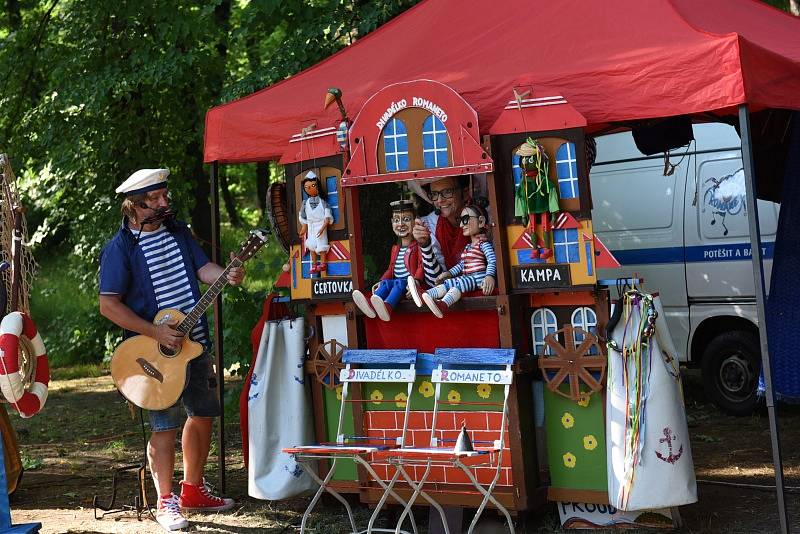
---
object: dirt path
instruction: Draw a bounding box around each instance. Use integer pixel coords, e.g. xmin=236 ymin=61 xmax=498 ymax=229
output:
xmin=5 ymin=372 xmax=800 ymax=533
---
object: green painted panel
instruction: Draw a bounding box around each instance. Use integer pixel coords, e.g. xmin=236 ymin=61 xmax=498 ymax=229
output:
xmin=362 ymin=379 xmax=504 ymax=413
xmin=322 ymin=386 xmax=358 ymax=481
xmin=544 ymin=386 xmax=607 ymax=492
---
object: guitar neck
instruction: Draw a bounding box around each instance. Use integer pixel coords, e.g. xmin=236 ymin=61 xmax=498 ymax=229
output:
xmin=177 ymin=258 xmax=242 ymax=335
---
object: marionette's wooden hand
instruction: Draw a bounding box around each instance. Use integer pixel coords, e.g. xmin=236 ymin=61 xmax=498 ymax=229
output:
xmin=436 ymin=272 xmax=451 ymax=283
xmin=299 ymin=223 xmax=308 ymax=237
xmin=482 ymin=275 xmax=495 ymax=295
xmin=412 ymin=218 xmax=431 ymax=246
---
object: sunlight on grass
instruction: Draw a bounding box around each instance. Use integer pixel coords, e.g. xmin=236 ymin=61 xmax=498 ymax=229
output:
xmin=51 ymin=363 xmax=108 ymax=381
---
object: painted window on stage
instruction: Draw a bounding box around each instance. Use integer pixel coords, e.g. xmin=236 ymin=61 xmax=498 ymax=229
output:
xmin=325 ymin=175 xmax=340 ymax=224
xmin=512 ymin=152 xmax=523 ymax=187
xmin=422 ymin=115 xmax=449 ymax=168
xmin=571 ymin=307 xmax=598 ymax=354
xmin=532 ymin=308 xmax=558 ymax=356
xmin=554 ymin=228 xmax=580 ymax=263
xmin=383 ymin=118 xmax=409 ymax=172
xmin=556 ymin=142 xmax=579 ymax=199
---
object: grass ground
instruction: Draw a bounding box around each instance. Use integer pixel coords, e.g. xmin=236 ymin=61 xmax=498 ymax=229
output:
xmin=3 ymin=368 xmax=800 ymax=533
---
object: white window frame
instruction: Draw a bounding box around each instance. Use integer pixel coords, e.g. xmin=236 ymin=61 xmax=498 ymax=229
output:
xmin=531 ymin=308 xmax=558 ymax=356
xmin=384 ymin=118 xmax=409 ymax=171
xmin=422 ymin=115 xmax=448 ymax=168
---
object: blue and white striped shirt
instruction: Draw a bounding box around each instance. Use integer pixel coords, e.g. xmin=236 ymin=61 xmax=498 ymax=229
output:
xmin=393 ymin=246 xmax=411 ymax=279
xmin=137 ymin=227 xmax=209 ymax=347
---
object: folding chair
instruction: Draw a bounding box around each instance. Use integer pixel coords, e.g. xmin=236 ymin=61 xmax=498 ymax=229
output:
xmin=379 ymin=348 xmax=516 ymax=534
xmin=283 ymin=349 xmax=419 ymax=534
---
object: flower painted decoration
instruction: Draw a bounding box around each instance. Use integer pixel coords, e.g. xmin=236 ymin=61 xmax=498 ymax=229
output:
xmin=447 ymin=389 xmax=461 ymax=404
xmin=477 ymin=383 xmax=492 ymax=399
xmin=370 ymin=389 xmax=384 ymax=405
xmin=577 ymin=393 xmax=590 ymax=408
xmin=583 ymin=435 xmax=598 ymax=451
xmin=563 ymin=452 xmax=577 ymax=469
xmin=419 ymin=381 xmax=435 ymax=398
xmin=561 ymin=412 xmax=575 ymax=429
xmin=394 ymin=392 xmax=408 ymax=408
xmin=335 ymin=384 xmax=343 ymax=401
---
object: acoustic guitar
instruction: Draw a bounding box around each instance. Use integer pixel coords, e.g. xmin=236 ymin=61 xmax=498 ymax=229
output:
xmin=111 ymin=229 xmax=269 ymax=410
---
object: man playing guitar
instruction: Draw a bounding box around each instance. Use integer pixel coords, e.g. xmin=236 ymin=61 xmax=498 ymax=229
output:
xmin=99 ymin=168 xmax=244 ymax=531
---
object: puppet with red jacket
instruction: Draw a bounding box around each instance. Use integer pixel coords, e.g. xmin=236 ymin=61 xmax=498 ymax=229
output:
xmin=351 ymin=199 xmax=424 ymax=321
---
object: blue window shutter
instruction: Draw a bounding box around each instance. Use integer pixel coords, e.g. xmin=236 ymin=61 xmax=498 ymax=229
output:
xmin=422 ymin=115 xmax=449 ymax=168
xmin=384 ymin=119 xmax=409 ymax=171
xmin=326 ymin=175 xmax=339 ymax=224
xmin=556 ymin=142 xmax=579 ymax=199
xmin=512 ymin=153 xmax=522 ymax=187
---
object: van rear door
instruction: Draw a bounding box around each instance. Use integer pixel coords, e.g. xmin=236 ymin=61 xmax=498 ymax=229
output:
xmin=591 ymin=133 xmax=689 ymax=359
xmin=686 ymin=123 xmax=778 ymax=302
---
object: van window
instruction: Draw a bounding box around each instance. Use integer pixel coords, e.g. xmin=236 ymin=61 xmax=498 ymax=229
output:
xmin=590 ymin=162 xmax=676 ymax=231
xmin=697 ymin=159 xmax=778 ymax=239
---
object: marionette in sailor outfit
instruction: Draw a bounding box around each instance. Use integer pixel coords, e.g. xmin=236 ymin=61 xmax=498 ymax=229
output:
xmin=410 ymin=199 xmax=496 ymax=318
xmin=298 ymin=171 xmax=333 ymax=274
xmin=351 ymin=199 xmax=424 ymax=322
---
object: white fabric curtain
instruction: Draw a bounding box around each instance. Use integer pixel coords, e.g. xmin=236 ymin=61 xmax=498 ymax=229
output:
xmin=248 ymin=317 xmax=316 ymax=500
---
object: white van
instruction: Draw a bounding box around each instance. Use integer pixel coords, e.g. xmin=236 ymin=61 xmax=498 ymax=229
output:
xmin=590 ymin=123 xmax=779 ymax=415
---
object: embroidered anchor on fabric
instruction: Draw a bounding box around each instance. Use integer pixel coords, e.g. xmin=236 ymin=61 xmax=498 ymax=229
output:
xmin=655 ymin=426 xmax=684 ymax=464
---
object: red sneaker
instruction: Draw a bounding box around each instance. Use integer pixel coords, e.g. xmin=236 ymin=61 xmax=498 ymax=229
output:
xmin=179 ymin=479 xmax=235 ymax=512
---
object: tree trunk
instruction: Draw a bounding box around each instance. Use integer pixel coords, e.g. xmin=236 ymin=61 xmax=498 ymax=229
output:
xmin=256 ymin=162 xmax=269 ymax=218
xmin=5 ymin=0 xmax=21 ymax=30
xmin=220 ymin=169 xmax=240 ymax=226
xmin=188 ymin=139 xmax=213 ymax=258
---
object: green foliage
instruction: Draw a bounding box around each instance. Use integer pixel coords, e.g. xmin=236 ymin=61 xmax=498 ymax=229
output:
xmin=1 ymin=0 xmax=419 ymax=370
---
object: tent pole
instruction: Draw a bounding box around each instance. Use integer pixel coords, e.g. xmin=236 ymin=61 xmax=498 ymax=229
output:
xmin=210 ymin=160 xmax=226 ymax=493
xmin=738 ymin=104 xmax=788 ymax=534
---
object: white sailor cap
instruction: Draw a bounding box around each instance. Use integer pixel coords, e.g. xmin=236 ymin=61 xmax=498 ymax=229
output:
xmin=115 ymin=168 xmax=170 ymax=196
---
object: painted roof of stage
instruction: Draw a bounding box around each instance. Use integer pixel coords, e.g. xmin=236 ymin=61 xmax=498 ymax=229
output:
xmin=204 ymin=0 xmax=800 ymax=164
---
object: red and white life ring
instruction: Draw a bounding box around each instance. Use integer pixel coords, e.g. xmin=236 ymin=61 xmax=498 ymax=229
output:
xmin=0 ymin=312 xmax=49 ymax=418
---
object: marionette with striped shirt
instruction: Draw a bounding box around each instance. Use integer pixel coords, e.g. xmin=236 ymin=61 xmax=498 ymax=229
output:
xmin=412 ymin=200 xmax=496 ymax=318
xmin=351 ymin=199 xmax=424 ymax=322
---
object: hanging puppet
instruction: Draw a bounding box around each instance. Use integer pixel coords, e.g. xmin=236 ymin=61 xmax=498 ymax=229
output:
xmin=515 ymin=138 xmax=559 ymax=259
xmin=351 ymin=199 xmax=424 ymax=321
xmin=298 ymin=170 xmax=333 ymax=274
xmin=409 ymin=198 xmax=496 ymax=318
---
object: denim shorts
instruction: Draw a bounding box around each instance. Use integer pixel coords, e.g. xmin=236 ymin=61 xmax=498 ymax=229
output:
xmin=148 ymin=353 xmax=221 ymax=432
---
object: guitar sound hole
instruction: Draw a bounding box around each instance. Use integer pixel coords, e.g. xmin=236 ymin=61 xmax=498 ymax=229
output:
xmin=160 ymin=345 xmax=177 ymax=357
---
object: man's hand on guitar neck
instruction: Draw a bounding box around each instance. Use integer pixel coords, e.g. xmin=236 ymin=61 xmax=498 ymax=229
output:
xmin=152 ymin=320 xmax=185 ymax=351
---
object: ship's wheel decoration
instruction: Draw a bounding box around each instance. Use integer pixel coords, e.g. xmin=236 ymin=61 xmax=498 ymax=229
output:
xmin=311 ymin=338 xmax=346 ymax=388
xmin=538 ymin=325 xmax=606 ymax=401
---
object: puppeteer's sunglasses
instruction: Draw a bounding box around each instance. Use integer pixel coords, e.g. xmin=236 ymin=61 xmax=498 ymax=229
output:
xmin=429 ymin=187 xmax=456 ymax=201
xmin=459 ymin=214 xmax=479 ymax=226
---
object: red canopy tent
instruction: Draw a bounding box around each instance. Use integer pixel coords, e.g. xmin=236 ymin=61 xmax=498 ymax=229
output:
xmin=204 ymin=0 xmax=800 ymax=164
xmin=203 ymin=2 xmax=800 ymax=530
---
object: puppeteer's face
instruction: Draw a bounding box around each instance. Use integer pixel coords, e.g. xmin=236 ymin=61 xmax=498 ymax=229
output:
xmin=303 ymin=180 xmax=319 ymax=197
xmin=133 ymin=188 xmax=170 ymax=225
xmin=459 ymin=207 xmax=483 ymax=237
xmin=391 ymin=210 xmax=414 ymax=238
xmin=429 ymin=177 xmax=464 ymax=219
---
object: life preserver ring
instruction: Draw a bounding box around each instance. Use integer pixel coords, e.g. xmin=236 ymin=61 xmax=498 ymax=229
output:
xmin=0 ymin=312 xmax=49 ymax=418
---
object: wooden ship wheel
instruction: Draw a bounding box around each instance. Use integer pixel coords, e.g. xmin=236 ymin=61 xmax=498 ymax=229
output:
xmin=309 ymin=338 xmax=346 ymax=388
xmin=538 ymin=325 xmax=606 ymax=401
xmin=267 ymin=181 xmax=291 ymax=253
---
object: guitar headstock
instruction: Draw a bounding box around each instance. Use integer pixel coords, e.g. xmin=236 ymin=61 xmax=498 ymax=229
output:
xmin=234 ymin=228 xmax=270 ymax=263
